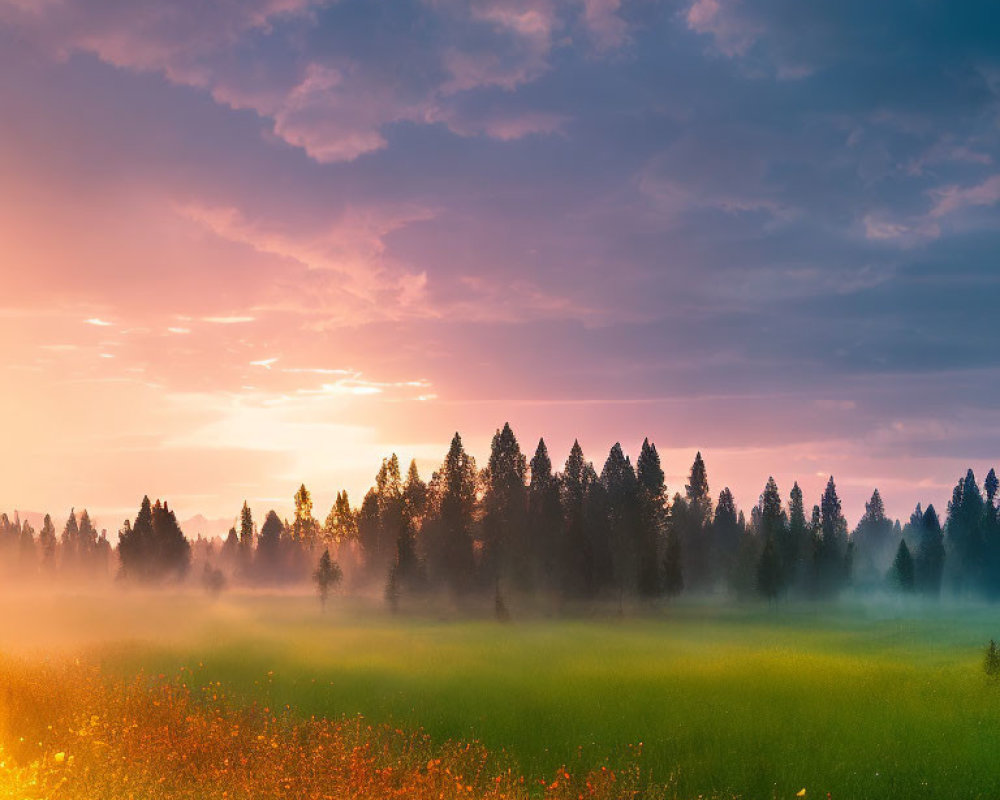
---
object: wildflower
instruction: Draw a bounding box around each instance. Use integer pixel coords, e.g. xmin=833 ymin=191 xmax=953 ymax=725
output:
xmin=797 ymin=790 xmax=807 ymax=797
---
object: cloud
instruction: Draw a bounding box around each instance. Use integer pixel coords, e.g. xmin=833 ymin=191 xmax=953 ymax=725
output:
xmin=579 ymin=0 xmax=628 ymax=51
xmin=862 ymin=214 xmax=940 ymax=245
xmin=685 ymin=0 xmax=760 ymax=59
xmin=176 ymin=201 xmax=434 ymax=314
xmin=928 ymin=174 xmax=1000 ymax=218
xmin=1 ymin=0 xmax=612 ymax=163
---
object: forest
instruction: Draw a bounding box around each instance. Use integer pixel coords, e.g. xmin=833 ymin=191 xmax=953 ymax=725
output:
xmin=2 ymin=423 xmax=996 ymax=611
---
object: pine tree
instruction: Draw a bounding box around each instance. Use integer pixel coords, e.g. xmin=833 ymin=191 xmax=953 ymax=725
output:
xmin=375 ymin=455 xmax=405 ymax=580
xmin=560 ymin=440 xmax=594 ymax=598
xmin=986 ymin=468 xmax=999 ymax=507
xmin=357 ymin=489 xmax=382 ymax=576
xmin=758 ymin=478 xmax=790 ymax=593
xmin=426 ymin=433 xmax=478 ymax=594
xmin=292 ymin=484 xmax=320 ymax=552
xmin=712 ymin=487 xmax=741 ymax=580
xmin=681 ymin=452 xmax=714 ymax=589
xmin=635 ymin=439 xmax=666 ymax=598
xmin=313 ymin=548 xmax=342 ymax=611
xmin=946 ymin=470 xmax=986 ymax=593
xmin=482 ymin=423 xmax=529 ymax=602
xmin=890 ymin=539 xmax=915 ymax=593
xmin=915 ymin=504 xmax=945 ymax=596
xmin=528 ymin=438 xmax=563 ymax=590
xmin=255 ymin=510 xmax=285 ymax=581
xmin=61 ymin=509 xmax=79 ymax=572
xmin=785 ymin=482 xmax=808 ymax=590
xmin=853 ymin=488 xmax=896 ymax=586
xmin=814 ymin=477 xmax=850 ymax=596
xmin=39 ymin=514 xmax=57 ymax=573
xmin=601 ymin=443 xmax=639 ymax=606
xmin=77 ymin=510 xmax=98 ymax=572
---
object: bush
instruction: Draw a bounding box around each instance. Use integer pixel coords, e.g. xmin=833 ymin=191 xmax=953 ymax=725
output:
xmin=985 ymin=639 xmax=1000 ymax=677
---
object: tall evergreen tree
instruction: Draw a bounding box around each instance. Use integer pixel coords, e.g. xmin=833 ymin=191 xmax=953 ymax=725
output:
xmin=77 ymin=510 xmax=98 ymax=572
xmin=559 ymin=440 xmax=594 ymax=598
xmin=426 ymin=433 xmax=478 ymax=594
xmin=375 ymin=456 xmax=405 ymax=578
xmin=313 ymin=549 xmax=342 ymax=611
xmin=915 ymin=504 xmax=945 ymax=596
xmin=292 ymin=484 xmax=320 ymax=551
xmin=636 ymin=439 xmax=666 ymax=598
xmin=662 ymin=496 xmax=684 ymax=598
xmin=712 ymin=487 xmax=741 ymax=581
xmin=357 ymin=488 xmax=382 ymax=577
xmin=601 ymin=443 xmax=639 ymax=605
xmin=118 ymin=497 xmax=190 ymax=582
xmin=946 ymin=469 xmax=986 ymax=593
xmin=853 ymin=488 xmax=896 ymax=585
xmin=61 ymin=509 xmax=79 ymax=572
xmin=482 ymin=424 xmax=529 ymax=601
xmin=391 ymin=460 xmax=427 ymax=597
xmin=785 ymin=482 xmax=808 ymax=590
xmin=681 ymin=452 xmax=714 ymax=589
xmin=255 ymin=510 xmax=285 ymax=580
xmin=890 ymin=539 xmax=915 ymax=593
xmin=39 ymin=513 xmax=57 ymax=573
xmin=814 ymin=477 xmax=850 ymax=596
xmin=527 ymin=439 xmax=563 ymax=590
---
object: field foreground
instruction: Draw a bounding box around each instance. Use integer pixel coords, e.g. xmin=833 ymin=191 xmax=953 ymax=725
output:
xmin=1 ymin=591 xmax=1000 ymax=798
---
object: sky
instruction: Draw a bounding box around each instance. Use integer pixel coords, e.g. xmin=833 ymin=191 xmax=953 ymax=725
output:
xmin=1 ymin=0 xmax=999 ymax=535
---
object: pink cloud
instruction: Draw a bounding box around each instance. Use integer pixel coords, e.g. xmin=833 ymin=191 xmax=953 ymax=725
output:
xmin=928 ymin=173 xmax=1000 ymax=218
xmin=579 ymin=0 xmax=628 ymax=51
xmin=685 ymin=0 xmax=761 ymax=58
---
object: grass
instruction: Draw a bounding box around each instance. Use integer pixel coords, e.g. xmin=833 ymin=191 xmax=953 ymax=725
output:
xmin=3 ymin=591 xmax=1000 ymax=798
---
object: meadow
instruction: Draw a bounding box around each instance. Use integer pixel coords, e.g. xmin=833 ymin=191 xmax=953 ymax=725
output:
xmin=2 ymin=590 xmax=1000 ymax=798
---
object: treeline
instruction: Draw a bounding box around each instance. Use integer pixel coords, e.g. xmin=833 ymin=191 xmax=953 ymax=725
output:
xmin=4 ymin=425 xmax=999 ymax=610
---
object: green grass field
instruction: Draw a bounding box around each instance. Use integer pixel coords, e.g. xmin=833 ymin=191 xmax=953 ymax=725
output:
xmin=6 ymin=591 xmax=1000 ymax=798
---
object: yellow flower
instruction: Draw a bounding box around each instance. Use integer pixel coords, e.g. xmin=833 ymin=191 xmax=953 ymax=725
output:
xmin=53 ymin=752 xmax=66 ymax=764
xmin=796 ymin=789 xmax=807 ymax=797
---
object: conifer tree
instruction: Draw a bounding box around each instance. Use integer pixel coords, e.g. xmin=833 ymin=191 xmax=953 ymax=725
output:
xmin=853 ymin=488 xmax=896 ymax=584
xmin=601 ymin=443 xmax=640 ymax=606
xmin=915 ymin=504 xmax=945 ymax=596
xmin=527 ymin=439 xmax=563 ymax=589
xmin=39 ymin=514 xmax=57 ymax=572
xmin=946 ymin=470 xmax=985 ymax=593
xmin=391 ymin=461 xmax=428 ymax=598
xmin=61 ymin=509 xmax=79 ymax=572
xmin=757 ymin=478 xmax=790 ymax=593
xmin=426 ymin=433 xmax=478 ymax=594
xmin=255 ymin=510 xmax=285 ymax=580
xmin=559 ymin=440 xmax=594 ymax=598
xmin=681 ymin=452 xmax=714 ymax=589
xmin=814 ymin=477 xmax=850 ymax=596
xmin=482 ymin=423 xmax=529 ymax=601
xmin=636 ymin=439 xmax=666 ymax=598
xmin=313 ymin=548 xmax=342 ymax=611
xmin=712 ymin=487 xmax=741 ymax=580
xmin=292 ymin=484 xmax=320 ymax=552
xmin=357 ymin=489 xmax=382 ymax=576
xmin=890 ymin=539 xmax=915 ymax=593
